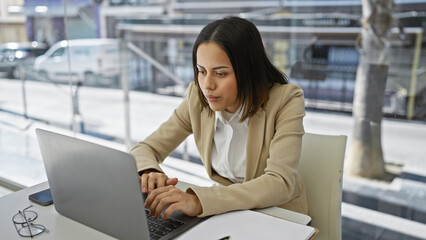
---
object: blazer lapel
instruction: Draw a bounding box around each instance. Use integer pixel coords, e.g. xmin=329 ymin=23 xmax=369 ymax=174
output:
xmin=200 ymin=108 xmax=215 ymax=177
xmin=245 ymin=109 xmax=266 ymax=180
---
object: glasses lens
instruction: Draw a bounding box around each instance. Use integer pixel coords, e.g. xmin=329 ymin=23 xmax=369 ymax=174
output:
xmin=13 ymin=211 xmax=37 ymax=224
xmin=18 ymin=224 xmax=45 ymax=237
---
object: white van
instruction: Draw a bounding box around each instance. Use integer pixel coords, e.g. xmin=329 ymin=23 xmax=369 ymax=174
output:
xmin=33 ymin=38 xmax=120 ymax=86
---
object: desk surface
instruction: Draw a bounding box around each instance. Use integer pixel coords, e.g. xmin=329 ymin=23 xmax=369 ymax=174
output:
xmin=0 ymin=181 xmax=314 ymax=239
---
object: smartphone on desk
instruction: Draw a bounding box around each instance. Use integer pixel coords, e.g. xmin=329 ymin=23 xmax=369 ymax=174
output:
xmin=29 ymin=188 xmax=53 ymax=206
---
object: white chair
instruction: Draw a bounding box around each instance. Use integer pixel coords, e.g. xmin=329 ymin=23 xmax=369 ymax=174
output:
xmin=298 ymin=133 xmax=347 ymax=240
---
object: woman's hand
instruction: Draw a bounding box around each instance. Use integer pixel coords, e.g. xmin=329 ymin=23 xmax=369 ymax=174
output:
xmin=145 ymin=185 xmax=202 ymax=219
xmin=140 ymin=170 xmax=178 ymax=194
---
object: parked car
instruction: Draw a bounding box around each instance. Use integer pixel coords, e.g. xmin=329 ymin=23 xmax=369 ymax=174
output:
xmin=0 ymin=41 xmax=48 ymax=79
xmin=33 ymin=39 xmax=120 ymax=86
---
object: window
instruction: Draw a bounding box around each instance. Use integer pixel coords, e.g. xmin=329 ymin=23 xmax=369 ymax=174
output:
xmin=0 ymin=1 xmax=425 ymax=239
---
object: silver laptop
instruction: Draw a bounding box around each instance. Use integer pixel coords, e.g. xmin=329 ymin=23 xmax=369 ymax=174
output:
xmin=35 ymin=128 xmax=206 ymax=240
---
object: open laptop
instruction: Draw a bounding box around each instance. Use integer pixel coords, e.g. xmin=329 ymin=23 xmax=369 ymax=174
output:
xmin=35 ymin=128 xmax=206 ymax=240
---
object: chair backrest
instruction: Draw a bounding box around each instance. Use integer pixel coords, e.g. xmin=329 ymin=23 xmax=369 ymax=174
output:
xmin=298 ymin=133 xmax=347 ymax=240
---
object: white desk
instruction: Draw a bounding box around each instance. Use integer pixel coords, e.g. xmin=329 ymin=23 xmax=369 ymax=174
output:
xmin=0 ymin=181 xmax=312 ymax=239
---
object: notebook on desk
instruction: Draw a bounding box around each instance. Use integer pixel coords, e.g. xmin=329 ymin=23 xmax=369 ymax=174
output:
xmin=35 ymin=128 xmax=206 ymax=240
xmin=178 ymin=210 xmax=317 ymax=240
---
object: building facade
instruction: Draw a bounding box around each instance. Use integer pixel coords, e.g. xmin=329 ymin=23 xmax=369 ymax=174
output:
xmin=0 ymin=0 xmax=27 ymax=43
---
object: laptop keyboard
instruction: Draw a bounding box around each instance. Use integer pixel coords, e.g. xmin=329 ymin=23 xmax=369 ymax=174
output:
xmin=145 ymin=209 xmax=185 ymax=240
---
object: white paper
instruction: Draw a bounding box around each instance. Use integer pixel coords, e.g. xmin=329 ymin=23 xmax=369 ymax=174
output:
xmin=177 ymin=210 xmax=315 ymax=240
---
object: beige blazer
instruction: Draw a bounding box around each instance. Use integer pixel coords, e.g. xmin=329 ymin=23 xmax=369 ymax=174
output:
xmin=131 ymin=82 xmax=308 ymax=217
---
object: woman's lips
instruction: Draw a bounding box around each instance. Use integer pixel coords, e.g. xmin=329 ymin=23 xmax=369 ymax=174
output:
xmin=206 ymin=95 xmax=219 ymax=102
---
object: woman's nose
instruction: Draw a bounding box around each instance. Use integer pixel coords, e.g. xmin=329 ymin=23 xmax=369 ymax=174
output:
xmin=203 ymin=74 xmax=215 ymax=90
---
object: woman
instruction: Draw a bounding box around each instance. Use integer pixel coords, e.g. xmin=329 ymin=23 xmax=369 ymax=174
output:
xmin=131 ymin=16 xmax=308 ymax=219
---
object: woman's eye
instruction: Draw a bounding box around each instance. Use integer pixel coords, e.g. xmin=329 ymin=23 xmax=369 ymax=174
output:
xmin=197 ymin=69 xmax=206 ymax=75
xmin=216 ymin=72 xmax=226 ymax=77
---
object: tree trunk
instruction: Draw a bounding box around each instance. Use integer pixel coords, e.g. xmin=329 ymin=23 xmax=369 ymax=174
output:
xmin=345 ymin=0 xmax=394 ymax=179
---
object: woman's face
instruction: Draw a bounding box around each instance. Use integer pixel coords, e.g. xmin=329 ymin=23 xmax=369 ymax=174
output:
xmin=196 ymin=42 xmax=240 ymax=113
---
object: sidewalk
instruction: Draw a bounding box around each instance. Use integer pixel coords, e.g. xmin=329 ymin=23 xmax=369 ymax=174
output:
xmin=1 ymin=78 xmax=426 ymax=239
xmin=1 ymin=78 xmax=424 ymax=167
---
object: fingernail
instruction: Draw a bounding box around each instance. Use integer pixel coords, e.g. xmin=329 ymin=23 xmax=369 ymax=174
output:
xmin=142 ymin=187 xmax=146 ymax=193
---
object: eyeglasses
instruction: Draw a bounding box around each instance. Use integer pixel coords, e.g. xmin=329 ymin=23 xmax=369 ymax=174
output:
xmin=12 ymin=205 xmax=49 ymax=238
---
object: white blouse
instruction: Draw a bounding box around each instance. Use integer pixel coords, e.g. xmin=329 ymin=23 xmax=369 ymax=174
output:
xmin=211 ymin=107 xmax=248 ymax=183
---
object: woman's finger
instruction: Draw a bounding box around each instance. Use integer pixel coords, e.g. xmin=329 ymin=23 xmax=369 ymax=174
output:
xmin=162 ymin=202 xmax=185 ymax=219
xmin=147 ymin=173 xmax=156 ymax=193
xmin=141 ymin=174 xmax=150 ymax=193
xmin=145 ymin=185 xmax=170 ymax=209
xmin=154 ymin=195 xmax=177 ymax=218
xmin=155 ymin=174 xmax=168 ymax=189
xmin=165 ymin=177 xmax=178 ymax=186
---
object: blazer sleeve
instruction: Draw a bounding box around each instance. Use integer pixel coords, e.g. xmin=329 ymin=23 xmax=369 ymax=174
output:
xmin=130 ymin=83 xmax=196 ymax=173
xmin=188 ymin=84 xmax=306 ymax=217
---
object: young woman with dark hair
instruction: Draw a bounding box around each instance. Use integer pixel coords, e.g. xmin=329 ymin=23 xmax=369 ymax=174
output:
xmin=131 ymin=16 xmax=308 ymax=219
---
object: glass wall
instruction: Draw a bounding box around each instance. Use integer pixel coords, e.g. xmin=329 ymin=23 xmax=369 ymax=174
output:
xmin=0 ymin=0 xmax=425 ymax=239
